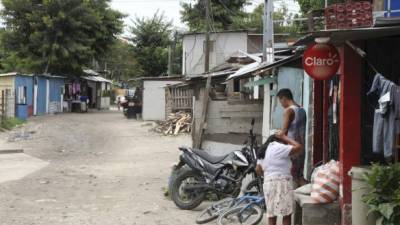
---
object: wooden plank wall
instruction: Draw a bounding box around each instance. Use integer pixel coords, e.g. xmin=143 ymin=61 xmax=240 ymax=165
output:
xmin=167 ymin=87 xmax=193 ymax=112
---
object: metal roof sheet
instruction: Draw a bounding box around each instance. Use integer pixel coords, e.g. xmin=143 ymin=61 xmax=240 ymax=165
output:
xmin=0 ymin=72 xmax=33 ymax=77
xmin=227 ymin=54 xmax=302 ymax=80
xmin=294 ymin=26 xmax=400 ymax=46
xmin=82 ymin=76 xmax=112 ymax=83
xmin=185 ymin=69 xmax=236 ymax=81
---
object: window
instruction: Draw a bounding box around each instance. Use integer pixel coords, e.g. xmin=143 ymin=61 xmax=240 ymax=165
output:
xmin=17 ymin=86 xmax=27 ymax=104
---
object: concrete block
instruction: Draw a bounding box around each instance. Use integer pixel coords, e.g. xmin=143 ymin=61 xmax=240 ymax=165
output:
xmin=295 ymin=193 xmax=341 ymax=225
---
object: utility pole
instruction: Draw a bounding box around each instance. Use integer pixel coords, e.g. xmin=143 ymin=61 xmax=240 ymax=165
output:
xmin=168 ymin=31 xmax=178 ymax=76
xmin=204 ymin=0 xmax=210 ymax=73
xmin=263 ymin=0 xmax=274 ymax=64
xmin=194 ymin=0 xmax=211 ymax=149
xmin=262 ymin=0 xmax=274 ymax=142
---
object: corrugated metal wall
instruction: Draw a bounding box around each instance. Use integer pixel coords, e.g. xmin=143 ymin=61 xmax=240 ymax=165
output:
xmin=36 ymin=76 xmax=47 ymax=115
xmin=15 ymin=75 xmax=34 ymax=117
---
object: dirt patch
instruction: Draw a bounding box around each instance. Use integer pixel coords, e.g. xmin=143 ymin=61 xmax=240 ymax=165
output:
xmin=0 ymin=111 xmax=211 ymax=225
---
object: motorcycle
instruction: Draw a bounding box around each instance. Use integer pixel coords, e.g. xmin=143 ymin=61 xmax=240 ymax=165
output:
xmin=170 ymin=119 xmax=261 ymax=210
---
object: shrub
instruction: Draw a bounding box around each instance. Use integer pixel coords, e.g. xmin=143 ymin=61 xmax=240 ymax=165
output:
xmin=362 ymin=163 xmax=400 ymax=225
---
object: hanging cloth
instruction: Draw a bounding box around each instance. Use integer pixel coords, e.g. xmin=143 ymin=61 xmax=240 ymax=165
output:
xmin=368 ymin=74 xmax=397 ymax=158
xmin=392 ymin=85 xmax=400 ymax=135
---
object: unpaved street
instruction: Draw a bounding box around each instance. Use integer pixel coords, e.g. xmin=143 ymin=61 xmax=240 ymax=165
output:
xmin=0 ymin=110 xmax=204 ymax=225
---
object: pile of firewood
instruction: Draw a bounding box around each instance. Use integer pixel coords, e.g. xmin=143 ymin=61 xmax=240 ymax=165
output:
xmin=153 ymin=112 xmax=192 ymax=135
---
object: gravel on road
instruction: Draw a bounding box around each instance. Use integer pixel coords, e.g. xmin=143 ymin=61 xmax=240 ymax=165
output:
xmin=0 ymin=110 xmax=206 ymax=225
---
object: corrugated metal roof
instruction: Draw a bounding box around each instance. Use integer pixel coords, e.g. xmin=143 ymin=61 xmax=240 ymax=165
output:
xmin=38 ymin=74 xmax=67 ymax=79
xmin=227 ymin=54 xmax=302 ymax=80
xmin=82 ymin=76 xmax=112 ymax=83
xmin=185 ymin=69 xmax=236 ymax=81
xmin=294 ymin=26 xmax=400 ymax=46
xmin=0 ymin=72 xmax=33 ymax=77
xmin=83 ymin=69 xmax=100 ymax=76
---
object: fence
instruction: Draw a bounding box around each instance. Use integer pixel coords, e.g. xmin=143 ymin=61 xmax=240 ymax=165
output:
xmin=0 ymin=87 xmax=14 ymax=124
xmin=169 ymin=87 xmax=193 ymax=111
xmin=165 ymin=86 xmax=193 ymax=117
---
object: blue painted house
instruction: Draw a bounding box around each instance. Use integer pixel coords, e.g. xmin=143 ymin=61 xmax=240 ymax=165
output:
xmin=34 ymin=75 xmax=66 ymax=115
xmin=0 ymin=73 xmax=34 ymax=120
xmin=0 ymin=72 xmax=65 ymax=120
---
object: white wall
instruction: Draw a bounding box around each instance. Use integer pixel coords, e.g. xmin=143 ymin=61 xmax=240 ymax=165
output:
xmin=183 ymin=32 xmax=248 ymax=76
xmin=142 ymin=80 xmax=181 ymax=121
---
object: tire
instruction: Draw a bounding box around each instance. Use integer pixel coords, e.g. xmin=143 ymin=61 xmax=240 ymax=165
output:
xmin=168 ymin=166 xmax=190 ymax=195
xmin=171 ymin=170 xmax=206 ymax=210
xmin=217 ymin=204 xmax=264 ymax=225
xmin=243 ymin=178 xmax=263 ymax=195
xmin=196 ymin=197 xmax=234 ymax=224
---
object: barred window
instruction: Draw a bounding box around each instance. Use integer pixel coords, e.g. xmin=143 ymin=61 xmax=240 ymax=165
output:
xmin=17 ymin=86 xmax=27 ymax=104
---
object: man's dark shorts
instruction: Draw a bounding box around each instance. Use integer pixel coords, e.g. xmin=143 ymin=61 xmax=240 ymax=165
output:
xmin=291 ymin=153 xmax=305 ymax=179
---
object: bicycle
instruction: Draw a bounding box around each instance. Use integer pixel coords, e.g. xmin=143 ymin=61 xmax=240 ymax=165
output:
xmin=216 ymin=195 xmax=264 ymax=225
xmin=196 ymin=186 xmax=264 ymax=224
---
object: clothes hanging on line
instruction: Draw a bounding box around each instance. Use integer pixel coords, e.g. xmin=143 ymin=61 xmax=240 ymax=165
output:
xmin=392 ymin=85 xmax=400 ymax=135
xmin=368 ymin=73 xmax=399 ymax=158
xmin=328 ymin=75 xmax=340 ymax=161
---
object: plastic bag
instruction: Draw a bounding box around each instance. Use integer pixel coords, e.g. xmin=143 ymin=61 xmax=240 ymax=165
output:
xmin=310 ymin=160 xmax=340 ymax=203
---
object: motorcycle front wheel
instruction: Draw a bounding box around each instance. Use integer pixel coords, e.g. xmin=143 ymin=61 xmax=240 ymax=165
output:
xmin=171 ymin=170 xmax=206 ymax=210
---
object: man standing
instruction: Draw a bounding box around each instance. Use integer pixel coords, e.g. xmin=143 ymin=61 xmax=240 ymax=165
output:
xmin=277 ymin=88 xmax=307 ymax=186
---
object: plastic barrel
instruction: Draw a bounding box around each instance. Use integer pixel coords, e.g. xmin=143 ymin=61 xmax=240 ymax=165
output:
xmin=348 ymin=167 xmax=377 ymax=225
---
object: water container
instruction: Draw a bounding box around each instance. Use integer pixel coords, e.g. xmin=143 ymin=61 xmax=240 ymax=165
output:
xmin=348 ymin=167 xmax=377 ymax=225
xmin=16 ymin=104 xmax=28 ymax=120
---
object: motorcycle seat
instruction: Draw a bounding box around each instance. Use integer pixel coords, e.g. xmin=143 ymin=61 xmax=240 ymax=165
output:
xmin=192 ymin=149 xmax=228 ymax=164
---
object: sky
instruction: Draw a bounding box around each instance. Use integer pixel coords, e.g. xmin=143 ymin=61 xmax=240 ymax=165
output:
xmin=110 ymin=0 xmax=300 ymax=35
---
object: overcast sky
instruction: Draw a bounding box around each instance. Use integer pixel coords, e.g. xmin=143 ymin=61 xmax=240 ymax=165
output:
xmin=110 ymin=0 xmax=300 ymax=35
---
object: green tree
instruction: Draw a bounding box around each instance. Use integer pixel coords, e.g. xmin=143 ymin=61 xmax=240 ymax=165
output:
xmin=0 ymin=0 xmax=124 ymax=75
xmin=180 ymin=0 xmax=248 ymax=31
xmin=232 ymin=3 xmax=301 ymax=38
xmin=98 ymin=39 xmax=139 ymax=81
xmin=130 ymin=12 xmax=172 ymax=77
xmin=296 ymin=0 xmax=343 ymax=14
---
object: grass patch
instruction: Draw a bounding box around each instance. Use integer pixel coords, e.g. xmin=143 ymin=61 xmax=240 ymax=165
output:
xmin=0 ymin=118 xmax=25 ymax=131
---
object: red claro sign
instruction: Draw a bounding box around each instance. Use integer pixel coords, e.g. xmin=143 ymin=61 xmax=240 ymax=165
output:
xmin=303 ymin=42 xmax=340 ymax=80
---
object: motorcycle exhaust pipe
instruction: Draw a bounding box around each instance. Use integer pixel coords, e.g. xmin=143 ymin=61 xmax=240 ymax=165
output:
xmin=183 ymin=184 xmax=212 ymax=191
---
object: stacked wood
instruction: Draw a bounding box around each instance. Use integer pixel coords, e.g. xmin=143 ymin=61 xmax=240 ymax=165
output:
xmin=153 ymin=112 xmax=192 ymax=135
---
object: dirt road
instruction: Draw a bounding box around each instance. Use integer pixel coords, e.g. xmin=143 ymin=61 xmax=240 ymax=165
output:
xmin=0 ymin=110 xmax=205 ymax=225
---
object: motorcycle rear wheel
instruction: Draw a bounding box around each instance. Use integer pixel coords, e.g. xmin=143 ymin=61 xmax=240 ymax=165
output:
xmin=171 ymin=170 xmax=206 ymax=210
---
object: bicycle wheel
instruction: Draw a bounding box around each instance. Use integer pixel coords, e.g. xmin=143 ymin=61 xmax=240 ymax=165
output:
xmin=196 ymin=197 xmax=234 ymax=224
xmin=217 ymin=204 xmax=263 ymax=225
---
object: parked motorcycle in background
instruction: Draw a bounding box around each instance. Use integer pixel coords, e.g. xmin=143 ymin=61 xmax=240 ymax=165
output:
xmin=121 ymin=89 xmax=142 ymax=119
xmin=170 ymin=119 xmax=261 ymax=210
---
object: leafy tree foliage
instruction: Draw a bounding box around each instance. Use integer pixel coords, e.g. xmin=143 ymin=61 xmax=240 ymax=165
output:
xmin=232 ymin=3 xmax=301 ymax=38
xmin=296 ymin=0 xmax=343 ymax=14
xmin=0 ymin=0 xmax=124 ymax=75
xmin=130 ymin=12 xmax=172 ymax=77
xmin=181 ymin=0 xmax=248 ymax=31
xmin=97 ymin=39 xmax=139 ymax=81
